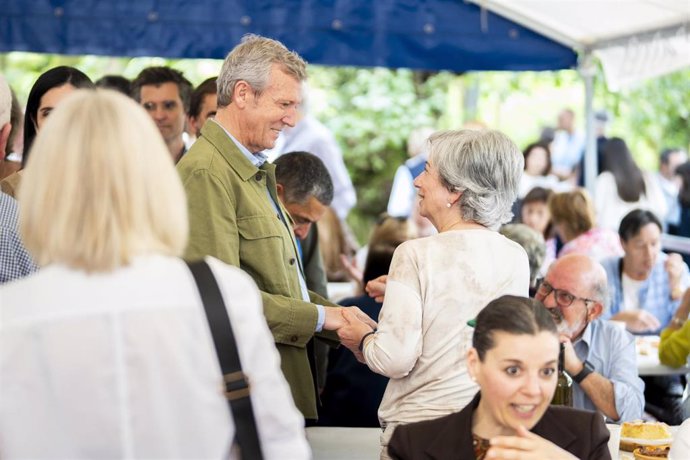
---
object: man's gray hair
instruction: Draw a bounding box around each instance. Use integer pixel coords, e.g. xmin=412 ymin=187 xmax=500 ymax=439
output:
xmin=274 ymin=151 xmax=334 ymax=205
xmin=591 ymin=271 xmax=611 ymax=312
xmin=0 ymin=74 xmax=11 ymax=127
xmin=429 ymin=129 xmax=523 ymax=230
xmin=217 ymin=34 xmax=307 ymax=107
xmin=499 ymin=223 xmax=545 ymax=286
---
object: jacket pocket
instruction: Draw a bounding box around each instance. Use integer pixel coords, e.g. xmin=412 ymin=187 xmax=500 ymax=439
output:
xmin=237 ymin=215 xmax=292 ymax=292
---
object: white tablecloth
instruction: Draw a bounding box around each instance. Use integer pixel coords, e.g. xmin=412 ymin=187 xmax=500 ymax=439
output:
xmin=636 ymin=335 xmax=690 ymax=376
xmin=307 ymin=425 xmax=636 ymax=459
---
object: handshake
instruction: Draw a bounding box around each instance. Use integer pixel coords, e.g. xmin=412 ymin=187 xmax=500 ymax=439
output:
xmin=322 ymin=274 xmax=387 ymax=363
xmin=323 ymin=305 xmax=378 ymax=363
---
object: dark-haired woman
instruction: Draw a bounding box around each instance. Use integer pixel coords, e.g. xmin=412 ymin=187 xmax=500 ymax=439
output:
xmin=520 ymin=187 xmax=557 ymax=276
xmin=0 ymin=66 xmax=93 ymax=197
xmin=518 ymin=142 xmax=562 ymax=198
xmin=594 ymin=137 xmax=665 ymax=231
xmin=388 ymin=296 xmax=611 ymax=460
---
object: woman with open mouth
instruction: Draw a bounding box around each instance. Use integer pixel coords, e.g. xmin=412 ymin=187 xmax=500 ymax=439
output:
xmin=387 ymin=295 xmax=611 ymax=460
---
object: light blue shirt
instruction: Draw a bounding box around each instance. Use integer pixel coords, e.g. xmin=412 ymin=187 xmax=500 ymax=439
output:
xmin=551 ymin=129 xmax=584 ymax=173
xmin=216 ymin=121 xmax=326 ymax=331
xmin=601 ymin=253 xmax=690 ymax=333
xmin=572 ymin=319 xmax=645 ymax=422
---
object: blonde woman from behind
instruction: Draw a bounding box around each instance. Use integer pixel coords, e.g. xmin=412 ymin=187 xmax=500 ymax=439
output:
xmin=0 ymin=90 xmax=308 ymax=459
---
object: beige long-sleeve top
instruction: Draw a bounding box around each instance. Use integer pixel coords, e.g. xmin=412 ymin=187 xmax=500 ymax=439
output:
xmin=363 ymin=229 xmax=530 ymax=426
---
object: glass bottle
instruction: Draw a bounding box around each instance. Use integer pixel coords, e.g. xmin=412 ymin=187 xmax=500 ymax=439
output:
xmin=551 ymin=343 xmax=573 ymax=407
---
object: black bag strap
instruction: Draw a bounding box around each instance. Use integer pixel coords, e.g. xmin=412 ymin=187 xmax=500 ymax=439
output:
xmin=186 ymin=260 xmax=264 ymax=460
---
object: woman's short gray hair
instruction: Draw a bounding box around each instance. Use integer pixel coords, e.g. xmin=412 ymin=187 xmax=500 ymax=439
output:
xmin=217 ymin=34 xmax=307 ymax=107
xmin=429 ymin=129 xmax=523 ymax=230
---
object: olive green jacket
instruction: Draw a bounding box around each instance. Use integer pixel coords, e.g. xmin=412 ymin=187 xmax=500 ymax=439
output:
xmin=177 ymin=121 xmax=337 ymax=419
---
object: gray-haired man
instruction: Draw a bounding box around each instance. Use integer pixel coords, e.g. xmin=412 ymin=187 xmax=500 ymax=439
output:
xmin=177 ymin=35 xmax=373 ymax=420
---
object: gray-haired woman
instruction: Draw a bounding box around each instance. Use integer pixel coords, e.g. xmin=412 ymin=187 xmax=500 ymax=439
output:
xmin=338 ymin=129 xmax=530 ymax=459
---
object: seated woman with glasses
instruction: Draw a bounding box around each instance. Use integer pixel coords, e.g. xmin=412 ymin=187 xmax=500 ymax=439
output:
xmin=388 ymin=296 xmax=611 ymax=460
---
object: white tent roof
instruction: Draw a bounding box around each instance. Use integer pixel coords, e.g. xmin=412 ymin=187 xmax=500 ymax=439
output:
xmin=470 ymin=0 xmax=690 ymax=90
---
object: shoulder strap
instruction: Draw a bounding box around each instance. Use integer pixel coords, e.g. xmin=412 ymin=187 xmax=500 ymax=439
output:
xmin=186 ymin=260 xmax=264 ymax=460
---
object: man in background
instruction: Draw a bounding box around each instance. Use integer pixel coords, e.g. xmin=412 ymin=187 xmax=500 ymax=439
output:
xmin=131 ymin=67 xmax=192 ymax=163
xmin=551 ymin=108 xmax=584 ymax=181
xmin=601 ymin=209 xmax=688 ymax=424
xmin=188 ymin=77 xmax=217 ymax=138
xmin=657 ymin=147 xmax=688 ymax=233
xmin=275 ymin=151 xmax=334 ymax=393
xmin=267 ymin=86 xmax=356 ymax=221
xmin=387 ymin=127 xmax=435 ymax=218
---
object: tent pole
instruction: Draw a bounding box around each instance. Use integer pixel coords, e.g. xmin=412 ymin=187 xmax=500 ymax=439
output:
xmin=580 ymin=52 xmax=597 ymax=196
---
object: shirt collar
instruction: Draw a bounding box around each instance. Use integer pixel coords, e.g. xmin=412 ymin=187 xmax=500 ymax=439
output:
xmin=210 ymin=119 xmax=267 ymax=167
xmin=575 ymin=319 xmax=594 ymax=349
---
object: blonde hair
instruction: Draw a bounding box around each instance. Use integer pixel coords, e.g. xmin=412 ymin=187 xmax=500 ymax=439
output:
xmin=548 ymin=188 xmax=596 ymax=241
xmin=370 ymin=214 xmax=418 ymax=247
xmin=19 ymin=89 xmax=188 ymax=271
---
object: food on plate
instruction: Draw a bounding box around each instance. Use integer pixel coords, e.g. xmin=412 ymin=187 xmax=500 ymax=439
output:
xmin=621 ymin=420 xmax=672 ymax=439
xmin=633 ymin=445 xmax=671 ymax=459
xmin=620 ymin=421 xmax=673 ymax=452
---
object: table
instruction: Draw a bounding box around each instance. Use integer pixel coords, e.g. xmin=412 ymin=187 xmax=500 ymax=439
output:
xmin=636 ymin=335 xmax=690 ymax=376
xmin=307 ymin=425 xmax=639 ymax=459
xmin=307 ymin=427 xmax=380 ymax=460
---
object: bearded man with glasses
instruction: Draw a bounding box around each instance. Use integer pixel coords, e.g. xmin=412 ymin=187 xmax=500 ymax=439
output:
xmin=535 ymin=253 xmax=644 ymax=422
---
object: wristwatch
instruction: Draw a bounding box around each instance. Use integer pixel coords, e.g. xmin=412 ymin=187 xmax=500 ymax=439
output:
xmin=571 ymin=360 xmax=595 ymax=384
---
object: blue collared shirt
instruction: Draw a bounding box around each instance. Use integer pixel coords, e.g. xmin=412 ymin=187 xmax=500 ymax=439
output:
xmin=601 ymin=254 xmax=690 ymax=333
xmin=0 ymin=192 xmax=38 ymax=284
xmin=572 ymin=319 xmax=645 ymax=422
xmin=214 ymin=121 xmax=326 ymax=330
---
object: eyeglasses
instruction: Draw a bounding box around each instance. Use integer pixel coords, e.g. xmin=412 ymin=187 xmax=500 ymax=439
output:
xmin=536 ymin=280 xmax=596 ymax=308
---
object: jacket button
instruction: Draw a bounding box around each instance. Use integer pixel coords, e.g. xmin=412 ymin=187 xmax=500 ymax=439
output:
xmin=290 ymin=335 xmax=299 ymax=342
xmin=289 ymin=258 xmax=296 ymax=265
xmin=255 ymin=173 xmax=262 ymax=181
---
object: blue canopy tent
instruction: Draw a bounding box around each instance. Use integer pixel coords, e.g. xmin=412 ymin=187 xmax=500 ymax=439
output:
xmin=1 ymin=0 xmax=577 ymax=71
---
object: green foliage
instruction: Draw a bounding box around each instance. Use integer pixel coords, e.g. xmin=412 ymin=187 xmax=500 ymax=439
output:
xmin=305 ymin=67 xmax=458 ymax=240
xmin=596 ymin=70 xmax=690 ymax=169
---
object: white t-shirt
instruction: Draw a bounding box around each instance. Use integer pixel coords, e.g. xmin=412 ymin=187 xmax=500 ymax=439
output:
xmin=622 ymin=272 xmax=644 ymax=311
xmin=362 ymin=229 xmax=530 ymax=426
xmin=0 ymin=255 xmax=309 ymax=459
xmin=594 ymin=171 xmax=668 ymax=232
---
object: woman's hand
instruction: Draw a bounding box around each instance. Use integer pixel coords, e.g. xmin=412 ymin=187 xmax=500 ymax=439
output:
xmin=365 ymin=275 xmax=388 ymax=302
xmin=486 ymin=425 xmax=577 ymax=460
xmin=337 ymin=308 xmax=376 ymax=361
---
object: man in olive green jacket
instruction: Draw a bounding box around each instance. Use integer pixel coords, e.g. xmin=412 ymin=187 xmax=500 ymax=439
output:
xmin=177 ymin=35 xmax=373 ymax=420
